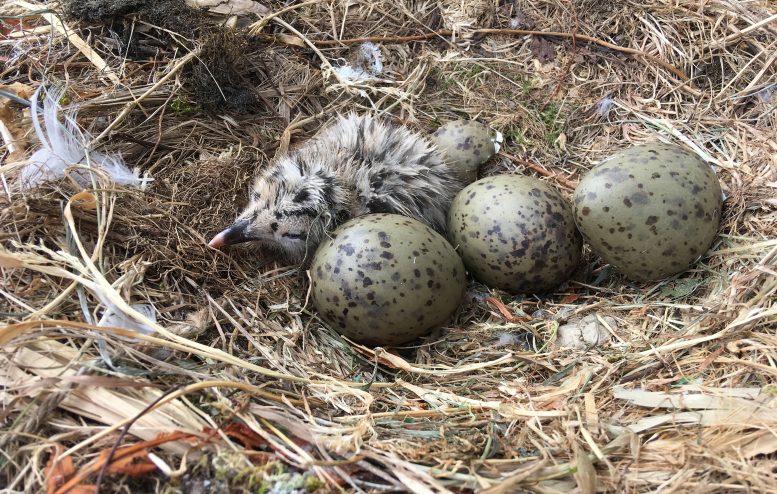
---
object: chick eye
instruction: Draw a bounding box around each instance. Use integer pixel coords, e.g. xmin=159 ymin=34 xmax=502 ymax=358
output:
xmin=270 ymin=222 xmax=279 ymax=232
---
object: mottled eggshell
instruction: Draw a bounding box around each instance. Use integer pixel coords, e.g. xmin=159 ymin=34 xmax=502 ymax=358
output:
xmin=447 ymin=175 xmax=582 ymax=294
xmin=431 ymin=120 xmax=503 ymax=184
xmin=573 ymin=142 xmax=723 ymax=281
xmin=310 ymin=214 xmax=466 ymax=346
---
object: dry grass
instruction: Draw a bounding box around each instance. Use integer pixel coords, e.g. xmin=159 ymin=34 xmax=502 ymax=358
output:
xmin=1 ymin=0 xmax=776 ymax=492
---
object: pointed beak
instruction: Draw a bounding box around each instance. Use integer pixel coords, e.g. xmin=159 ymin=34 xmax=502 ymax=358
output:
xmin=208 ymin=219 xmax=253 ymax=249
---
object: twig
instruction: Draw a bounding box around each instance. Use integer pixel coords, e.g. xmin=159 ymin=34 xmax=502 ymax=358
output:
xmin=248 ymin=0 xmax=324 ymax=34
xmin=707 ymin=12 xmax=777 ymax=50
xmin=15 ymin=1 xmax=121 ymax=85
xmin=478 ymin=460 xmax=548 ymax=494
xmin=269 ymin=17 xmax=348 ymax=87
xmin=542 ymin=6 xmax=580 ymax=110
xmin=298 ymin=30 xmax=456 ymax=46
xmin=89 ymin=49 xmax=201 ymax=147
xmin=277 ymin=111 xmax=328 ymax=155
xmin=267 ymin=27 xmax=690 ymax=83
xmin=498 ymin=150 xmax=577 ymax=191
xmin=93 ymin=386 xmax=182 ymax=494
xmin=475 ymin=28 xmax=689 ymax=82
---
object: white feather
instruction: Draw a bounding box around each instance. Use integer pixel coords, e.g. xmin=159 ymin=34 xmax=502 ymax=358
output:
xmin=98 ymin=302 xmax=157 ymax=335
xmin=20 ymin=85 xmax=149 ymax=189
xmin=332 ymin=42 xmax=384 ymax=84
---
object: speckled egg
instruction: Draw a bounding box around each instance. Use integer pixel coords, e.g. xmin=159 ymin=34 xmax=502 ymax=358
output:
xmin=310 ymin=214 xmax=466 ymax=346
xmin=431 ymin=120 xmax=503 ymax=184
xmin=447 ymin=175 xmax=582 ymax=294
xmin=573 ymin=142 xmax=723 ymax=281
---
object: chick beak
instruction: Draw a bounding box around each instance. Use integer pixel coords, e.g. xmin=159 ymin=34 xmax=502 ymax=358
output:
xmin=208 ymin=219 xmax=252 ymax=249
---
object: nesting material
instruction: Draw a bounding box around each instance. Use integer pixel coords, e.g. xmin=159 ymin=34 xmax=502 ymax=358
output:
xmin=1 ymin=0 xmax=776 ymax=492
xmin=439 ymin=0 xmax=490 ymax=36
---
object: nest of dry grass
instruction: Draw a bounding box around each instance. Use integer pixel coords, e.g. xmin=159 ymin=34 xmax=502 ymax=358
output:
xmin=1 ymin=0 xmax=776 ymax=492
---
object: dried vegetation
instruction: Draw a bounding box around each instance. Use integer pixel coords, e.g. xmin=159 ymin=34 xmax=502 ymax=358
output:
xmin=1 ymin=0 xmax=776 ymax=492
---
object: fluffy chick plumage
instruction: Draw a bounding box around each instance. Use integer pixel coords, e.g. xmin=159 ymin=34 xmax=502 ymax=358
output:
xmin=209 ymin=113 xmax=464 ymax=263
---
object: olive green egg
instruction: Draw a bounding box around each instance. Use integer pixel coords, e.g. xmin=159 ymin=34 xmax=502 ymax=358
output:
xmin=431 ymin=120 xmax=503 ymax=184
xmin=310 ymin=214 xmax=466 ymax=346
xmin=447 ymin=175 xmax=582 ymax=294
xmin=573 ymin=142 xmax=723 ymax=281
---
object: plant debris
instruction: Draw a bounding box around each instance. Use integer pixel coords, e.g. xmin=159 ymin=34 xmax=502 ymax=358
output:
xmin=1 ymin=0 xmax=776 ymax=492
xmin=62 ymin=0 xmax=204 ymax=34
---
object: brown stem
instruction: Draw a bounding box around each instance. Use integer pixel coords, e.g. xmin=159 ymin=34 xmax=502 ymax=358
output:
xmin=498 ymin=151 xmax=578 ymax=191
xmin=266 ymin=27 xmax=690 ymax=83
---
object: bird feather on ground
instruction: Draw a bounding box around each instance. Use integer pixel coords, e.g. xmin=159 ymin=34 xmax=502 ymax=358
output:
xmin=21 ymin=85 xmax=147 ymax=190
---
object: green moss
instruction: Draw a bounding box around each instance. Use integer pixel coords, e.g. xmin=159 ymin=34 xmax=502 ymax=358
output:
xmin=304 ymin=476 xmax=325 ymax=492
xmin=503 ymin=124 xmax=528 ymax=146
xmin=540 ymin=102 xmax=564 ymax=147
xmin=170 ymin=95 xmax=194 ymax=115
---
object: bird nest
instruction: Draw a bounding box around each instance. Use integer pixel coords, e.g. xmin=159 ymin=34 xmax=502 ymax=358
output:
xmin=1 ymin=0 xmax=776 ymax=492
